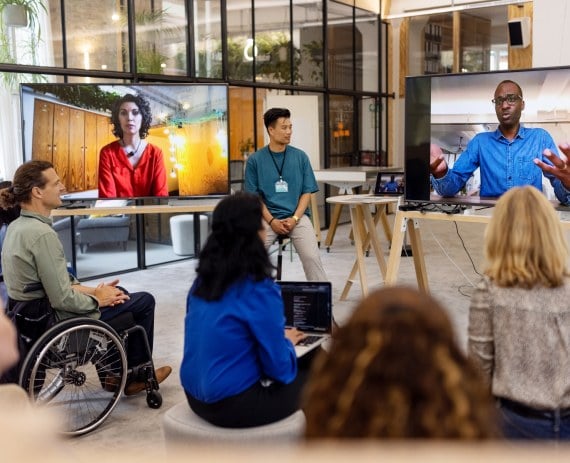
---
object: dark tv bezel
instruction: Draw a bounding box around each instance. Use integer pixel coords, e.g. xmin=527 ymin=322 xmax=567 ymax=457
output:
xmin=404 ymin=65 xmax=570 ymax=202
xmin=20 ymin=82 xmax=230 ymax=203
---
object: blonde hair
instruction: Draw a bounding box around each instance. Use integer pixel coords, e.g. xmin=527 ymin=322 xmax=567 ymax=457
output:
xmin=484 ymin=186 xmax=568 ymax=288
xmin=303 ymin=287 xmax=499 ymax=439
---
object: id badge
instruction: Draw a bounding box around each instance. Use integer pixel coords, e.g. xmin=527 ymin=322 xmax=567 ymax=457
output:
xmin=275 ymin=179 xmax=288 ymax=193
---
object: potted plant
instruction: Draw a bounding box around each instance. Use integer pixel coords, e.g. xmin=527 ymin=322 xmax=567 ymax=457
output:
xmin=0 ymin=0 xmax=47 ymax=88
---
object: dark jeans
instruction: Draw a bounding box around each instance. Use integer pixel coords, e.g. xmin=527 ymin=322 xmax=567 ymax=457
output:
xmin=100 ymin=290 xmax=155 ymax=367
xmin=498 ymin=398 xmax=570 ymax=440
xmin=185 ymin=348 xmax=321 ymax=428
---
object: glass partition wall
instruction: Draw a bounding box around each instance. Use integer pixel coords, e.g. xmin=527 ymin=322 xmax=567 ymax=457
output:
xmin=0 ymin=0 xmax=387 ymax=279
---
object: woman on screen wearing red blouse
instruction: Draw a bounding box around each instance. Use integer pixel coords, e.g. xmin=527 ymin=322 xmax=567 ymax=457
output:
xmin=98 ymin=93 xmax=168 ymax=198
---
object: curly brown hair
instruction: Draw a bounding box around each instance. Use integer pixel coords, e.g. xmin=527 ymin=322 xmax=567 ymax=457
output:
xmin=303 ymin=286 xmax=500 ymax=439
xmin=110 ymin=93 xmax=152 ymax=139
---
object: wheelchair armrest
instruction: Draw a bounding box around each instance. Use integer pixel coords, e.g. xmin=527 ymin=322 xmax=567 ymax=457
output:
xmin=23 ymin=282 xmax=44 ymax=293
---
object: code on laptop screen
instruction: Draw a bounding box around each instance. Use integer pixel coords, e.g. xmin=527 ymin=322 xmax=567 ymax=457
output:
xmin=279 ymin=282 xmax=332 ymax=332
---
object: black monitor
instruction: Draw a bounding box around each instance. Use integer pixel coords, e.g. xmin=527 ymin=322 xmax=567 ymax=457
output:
xmin=404 ymin=66 xmax=570 ymax=201
xmin=20 ymin=83 xmax=229 ymax=202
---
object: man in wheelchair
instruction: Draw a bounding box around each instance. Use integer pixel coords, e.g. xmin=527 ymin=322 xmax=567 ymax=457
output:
xmin=0 ymin=161 xmax=171 ymax=397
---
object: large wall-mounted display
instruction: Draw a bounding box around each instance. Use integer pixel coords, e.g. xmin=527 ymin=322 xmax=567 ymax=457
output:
xmin=404 ymin=66 xmax=570 ymax=202
xmin=21 ymin=83 xmax=229 ymax=200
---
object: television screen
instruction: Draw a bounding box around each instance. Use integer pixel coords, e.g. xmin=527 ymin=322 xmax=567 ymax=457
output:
xmin=20 ymin=83 xmax=229 ymax=201
xmin=404 ymin=66 xmax=570 ymax=202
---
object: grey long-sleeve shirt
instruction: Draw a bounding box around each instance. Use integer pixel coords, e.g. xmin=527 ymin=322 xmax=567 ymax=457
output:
xmin=468 ymin=276 xmax=570 ymax=410
xmin=1 ymin=210 xmax=99 ymax=321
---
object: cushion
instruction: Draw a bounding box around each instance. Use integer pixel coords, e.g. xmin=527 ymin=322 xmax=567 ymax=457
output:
xmin=162 ymin=401 xmax=305 ymax=445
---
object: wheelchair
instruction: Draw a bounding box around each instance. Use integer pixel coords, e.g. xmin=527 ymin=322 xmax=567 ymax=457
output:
xmin=4 ymin=293 xmax=163 ymax=436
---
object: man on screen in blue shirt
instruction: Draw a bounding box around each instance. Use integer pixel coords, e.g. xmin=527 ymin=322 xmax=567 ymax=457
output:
xmin=430 ymin=79 xmax=570 ymax=204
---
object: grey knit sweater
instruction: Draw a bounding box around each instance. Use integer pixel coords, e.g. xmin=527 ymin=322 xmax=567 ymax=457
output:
xmin=468 ymin=276 xmax=570 ymax=410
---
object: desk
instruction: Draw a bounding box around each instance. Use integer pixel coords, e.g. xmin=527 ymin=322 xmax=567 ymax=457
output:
xmin=314 ymin=170 xmax=367 ymax=250
xmin=52 ymin=201 xmax=220 ymax=275
xmin=384 ymin=209 xmax=570 ymax=292
xmin=315 ymin=167 xmax=402 ymax=251
xmin=326 ymin=195 xmax=399 ymax=300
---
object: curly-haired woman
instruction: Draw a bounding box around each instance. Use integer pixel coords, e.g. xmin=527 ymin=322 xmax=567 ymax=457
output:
xmin=304 ymin=286 xmax=499 ymax=439
xmin=98 ymin=93 xmax=168 ymax=198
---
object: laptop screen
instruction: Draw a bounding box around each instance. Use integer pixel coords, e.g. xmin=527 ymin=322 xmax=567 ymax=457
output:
xmin=374 ymin=172 xmax=405 ymax=196
xmin=278 ymin=281 xmax=332 ymax=333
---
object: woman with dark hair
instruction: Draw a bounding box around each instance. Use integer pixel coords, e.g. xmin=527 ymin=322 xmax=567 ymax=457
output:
xmin=98 ymin=93 xmax=168 ymax=198
xmin=180 ymin=191 xmax=309 ymax=428
xmin=304 ymin=286 xmax=500 ymax=439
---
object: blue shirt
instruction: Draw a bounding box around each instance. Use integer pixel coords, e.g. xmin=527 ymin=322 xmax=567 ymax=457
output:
xmin=431 ymin=126 xmax=570 ymax=204
xmin=180 ymin=277 xmax=297 ymax=403
xmin=244 ymin=145 xmax=319 ymax=219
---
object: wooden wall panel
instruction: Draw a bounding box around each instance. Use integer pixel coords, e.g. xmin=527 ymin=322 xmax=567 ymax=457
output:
xmin=32 ymin=100 xmax=54 ymax=162
xmin=229 ymin=87 xmax=255 ymax=160
xmin=31 ymin=98 xmax=112 ymax=193
xmin=399 ymin=18 xmax=408 ymax=98
xmin=387 ymin=20 xmax=394 ymax=166
xmin=52 ymin=105 xmax=70 ymax=188
xmin=84 ymin=112 xmax=98 ymax=191
xmin=508 ymin=3 xmax=533 ymax=69
xmin=68 ymin=108 xmax=85 ymax=192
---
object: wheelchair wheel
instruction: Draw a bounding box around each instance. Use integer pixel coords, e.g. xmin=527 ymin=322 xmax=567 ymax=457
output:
xmin=19 ymin=317 xmax=128 ymax=436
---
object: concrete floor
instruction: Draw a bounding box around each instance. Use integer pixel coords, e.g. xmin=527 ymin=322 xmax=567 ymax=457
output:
xmin=62 ymin=215 xmax=489 ymax=453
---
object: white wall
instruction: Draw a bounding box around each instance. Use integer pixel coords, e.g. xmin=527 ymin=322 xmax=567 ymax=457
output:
xmin=265 ymin=93 xmax=321 ymax=170
xmin=533 ymin=0 xmax=570 ymax=66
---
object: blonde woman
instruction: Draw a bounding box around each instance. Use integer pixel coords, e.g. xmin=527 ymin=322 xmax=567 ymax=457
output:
xmin=304 ymin=286 xmax=499 ymax=439
xmin=469 ymin=185 xmax=570 ymax=440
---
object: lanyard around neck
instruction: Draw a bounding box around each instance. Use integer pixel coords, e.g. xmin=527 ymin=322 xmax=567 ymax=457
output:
xmin=268 ymin=146 xmax=287 ymax=179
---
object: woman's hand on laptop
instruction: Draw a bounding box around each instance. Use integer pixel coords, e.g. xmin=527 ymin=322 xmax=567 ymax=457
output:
xmin=285 ymin=327 xmax=306 ymax=345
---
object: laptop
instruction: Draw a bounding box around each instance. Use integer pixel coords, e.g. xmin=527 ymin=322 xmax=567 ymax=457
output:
xmin=278 ymin=281 xmax=333 ymax=357
xmin=373 ymin=171 xmax=405 ymax=196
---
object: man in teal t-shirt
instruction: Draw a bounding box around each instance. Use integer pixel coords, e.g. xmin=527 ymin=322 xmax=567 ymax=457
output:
xmin=245 ymin=107 xmax=327 ymax=281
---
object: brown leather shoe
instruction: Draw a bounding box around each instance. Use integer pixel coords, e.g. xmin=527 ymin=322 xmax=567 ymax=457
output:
xmin=102 ymin=374 xmax=121 ymax=392
xmin=124 ymin=366 xmax=172 ymax=396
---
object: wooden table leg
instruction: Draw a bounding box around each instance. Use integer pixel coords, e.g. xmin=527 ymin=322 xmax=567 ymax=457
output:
xmin=340 ymin=205 xmax=369 ymax=300
xmin=324 ymin=203 xmax=343 ymax=251
xmin=379 ymin=205 xmax=393 ymax=243
xmin=384 ymin=212 xmax=429 ymax=292
xmin=362 ymin=204 xmax=387 ymax=277
xmin=310 ymin=193 xmax=322 ymax=246
xmin=385 ymin=211 xmax=406 ymax=285
xmin=407 ymin=218 xmax=429 ymax=292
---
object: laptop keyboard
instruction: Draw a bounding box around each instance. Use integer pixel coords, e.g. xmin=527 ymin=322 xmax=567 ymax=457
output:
xmin=298 ymin=335 xmax=322 ymax=346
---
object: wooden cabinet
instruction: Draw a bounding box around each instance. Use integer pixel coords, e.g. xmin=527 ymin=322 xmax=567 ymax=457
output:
xmin=422 ymin=13 xmax=490 ymax=75
xmin=423 ymin=16 xmax=452 ymax=74
xmin=32 ymin=98 xmax=114 ymax=193
xmin=460 ymin=14 xmax=491 ymax=72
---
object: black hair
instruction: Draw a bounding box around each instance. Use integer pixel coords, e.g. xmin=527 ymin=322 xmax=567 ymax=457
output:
xmin=0 ymin=181 xmax=20 ymax=226
xmin=192 ymin=192 xmax=275 ymax=301
xmin=263 ymin=107 xmax=291 ymax=131
xmin=495 ymin=80 xmax=523 ymax=98
xmin=110 ymin=93 xmax=152 ymax=139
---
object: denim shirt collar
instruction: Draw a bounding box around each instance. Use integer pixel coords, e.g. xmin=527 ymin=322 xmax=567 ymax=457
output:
xmin=494 ymin=124 xmax=526 ymax=142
